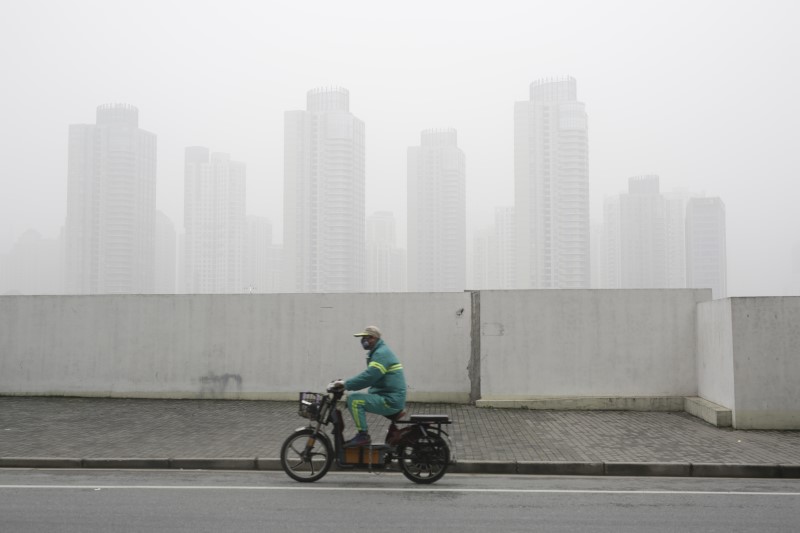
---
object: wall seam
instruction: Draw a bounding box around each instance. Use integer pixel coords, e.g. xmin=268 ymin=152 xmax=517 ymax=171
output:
xmin=468 ymin=290 xmax=481 ymax=404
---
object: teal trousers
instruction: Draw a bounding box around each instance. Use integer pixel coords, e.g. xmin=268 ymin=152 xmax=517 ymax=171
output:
xmin=346 ymin=392 xmax=401 ymax=433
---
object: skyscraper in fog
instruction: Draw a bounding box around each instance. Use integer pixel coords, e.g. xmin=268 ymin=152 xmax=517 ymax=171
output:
xmin=604 ymin=176 xmax=668 ymax=288
xmin=790 ymin=243 xmax=800 ymax=295
xmin=664 ymin=190 xmax=689 ymax=288
xmin=471 ymin=227 xmax=491 ymax=290
xmin=0 ymin=229 xmax=63 ymax=295
xmin=470 ymin=207 xmax=515 ymax=290
xmin=366 ymin=211 xmax=405 ymax=292
xmin=283 ymin=87 xmax=365 ymax=293
xmin=493 ymin=206 xmax=516 ymax=289
xmin=244 ymin=216 xmax=282 ymax=293
xmin=65 ymin=103 xmax=156 ymax=294
xmin=601 ymin=197 xmax=621 ymax=289
xmin=515 ymin=77 xmax=589 ymax=288
xmin=407 ymin=129 xmax=466 ymax=292
xmin=154 ymin=210 xmax=177 ymax=294
xmin=183 ymin=147 xmax=246 ymax=293
xmin=686 ymin=197 xmax=727 ymax=298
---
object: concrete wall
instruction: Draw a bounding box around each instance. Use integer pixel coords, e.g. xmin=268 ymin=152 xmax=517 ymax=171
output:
xmin=4 ymin=292 xmax=799 ymax=429
xmin=697 ymin=297 xmax=800 ymax=429
xmin=729 ymin=297 xmax=800 ymax=429
xmin=0 ymin=293 xmax=472 ymax=402
xmin=478 ymin=289 xmax=711 ymax=399
xmin=696 ymin=299 xmax=736 ymax=409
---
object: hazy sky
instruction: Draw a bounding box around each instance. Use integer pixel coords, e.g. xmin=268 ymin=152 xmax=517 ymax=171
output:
xmin=1 ymin=0 xmax=799 ymax=295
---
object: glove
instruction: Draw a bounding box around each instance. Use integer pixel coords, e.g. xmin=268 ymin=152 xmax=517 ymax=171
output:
xmin=332 ymin=379 xmax=345 ymax=389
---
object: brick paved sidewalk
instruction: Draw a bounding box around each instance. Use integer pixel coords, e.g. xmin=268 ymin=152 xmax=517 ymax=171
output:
xmin=2 ymin=396 xmax=799 ymax=465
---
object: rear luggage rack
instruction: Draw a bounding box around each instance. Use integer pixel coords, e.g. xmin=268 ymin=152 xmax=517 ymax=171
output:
xmin=408 ymin=414 xmax=450 ymax=424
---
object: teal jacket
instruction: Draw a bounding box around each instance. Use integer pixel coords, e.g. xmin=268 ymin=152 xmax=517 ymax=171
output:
xmin=344 ymin=339 xmax=407 ymax=409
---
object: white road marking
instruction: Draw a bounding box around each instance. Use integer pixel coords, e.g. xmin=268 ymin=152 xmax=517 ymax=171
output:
xmin=0 ymin=485 xmax=799 ymax=496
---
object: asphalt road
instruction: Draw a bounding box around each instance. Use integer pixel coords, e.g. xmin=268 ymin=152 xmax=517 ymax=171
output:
xmin=1 ymin=470 xmax=799 ymax=532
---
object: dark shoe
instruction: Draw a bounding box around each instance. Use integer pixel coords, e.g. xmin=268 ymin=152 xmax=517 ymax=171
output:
xmin=345 ymin=431 xmax=371 ymax=447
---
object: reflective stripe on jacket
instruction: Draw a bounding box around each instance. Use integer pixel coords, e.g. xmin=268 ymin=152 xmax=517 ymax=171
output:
xmin=344 ymin=339 xmax=406 ymax=409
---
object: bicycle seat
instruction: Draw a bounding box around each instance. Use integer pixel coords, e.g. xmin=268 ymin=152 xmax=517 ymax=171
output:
xmin=385 ymin=410 xmax=407 ymax=422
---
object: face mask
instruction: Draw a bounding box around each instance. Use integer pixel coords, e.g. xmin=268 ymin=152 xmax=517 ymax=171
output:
xmin=361 ymin=338 xmax=371 ymax=350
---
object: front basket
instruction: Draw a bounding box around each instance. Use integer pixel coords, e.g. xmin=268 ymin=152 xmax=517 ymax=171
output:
xmin=298 ymin=391 xmax=324 ymax=419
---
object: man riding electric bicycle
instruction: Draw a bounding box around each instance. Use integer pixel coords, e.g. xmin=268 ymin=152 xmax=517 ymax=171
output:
xmin=333 ymin=326 xmax=406 ymax=447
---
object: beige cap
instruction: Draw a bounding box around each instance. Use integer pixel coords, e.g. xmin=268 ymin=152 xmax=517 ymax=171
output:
xmin=353 ymin=325 xmax=382 ymax=338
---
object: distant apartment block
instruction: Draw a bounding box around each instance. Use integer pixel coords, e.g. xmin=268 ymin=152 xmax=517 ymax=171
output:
xmin=515 ymin=77 xmax=590 ymax=288
xmin=601 ymin=178 xmax=726 ymax=295
xmin=470 ymin=227 xmax=491 ymax=290
xmin=664 ymin=190 xmax=689 ymax=288
xmin=590 ymin=222 xmax=605 ymax=289
xmin=183 ymin=147 xmax=246 ymax=294
xmin=283 ymin=87 xmax=365 ymax=293
xmin=65 ymin=103 xmax=156 ymax=294
xmin=602 ymin=176 xmax=688 ymax=289
xmin=792 ymin=243 xmax=800 ymax=295
xmin=154 ymin=210 xmax=177 ymax=294
xmin=686 ymin=197 xmax=727 ymax=298
xmin=244 ymin=215 xmax=282 ymax=293
xmin=407 ymin=129 xmax=466 ymax=292
xmin=366 ymin=211 xmax=405 ymax=292
xmin=601 ymin=197 xmax=621 ymax=289
xmin=176 ymin=232 xmax=186 ymax=295
xmin=471 ymin=207 xmax=515 ymax=290
xmin=604 ymin=176 xmax=668 ymax=288
xmin=0 ymin=229 xmax=63 ymax=295
xmin=494 ymin=206 xmax=516 ymax=289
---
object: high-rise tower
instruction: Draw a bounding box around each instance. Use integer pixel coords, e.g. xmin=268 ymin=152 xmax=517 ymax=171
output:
xmin=604 ymin=176 xmax=668 ymax=288
xmin=154 ymin=210 xmax=177 ymax=294
xmin=664 ymin=189 xmax=689 ymax=289
xmin=686 ymin=197 xmax=727 ymax=298
xmin=470 ymin=207 xmax=515 ymax=290
xmin=515 ymin=77 xmax=589 ymax=288
xmin=407 ymin=129 xmax=466 ymax=292
xmin=366 ymin=211 xmax=405 ymax=292
xmin=183 ymin=147 xmax=246 ymax=293
xmin=244 ymin=215 xmax=282 ymax=293
xmin=283 ymin=87 xmax=365 ymax=293
xmin=65 ymin=103 xmax=157 ymax=294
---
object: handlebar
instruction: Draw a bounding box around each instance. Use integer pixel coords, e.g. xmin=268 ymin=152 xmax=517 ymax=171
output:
xmin=325 ymin=379 xmax=344 ymax=393
xmin=326 ymin=380 xmax=345 ymax=395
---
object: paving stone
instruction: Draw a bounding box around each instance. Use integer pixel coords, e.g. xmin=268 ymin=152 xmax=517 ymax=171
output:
xmin=1 ymin=397 xmax=799 ymax=469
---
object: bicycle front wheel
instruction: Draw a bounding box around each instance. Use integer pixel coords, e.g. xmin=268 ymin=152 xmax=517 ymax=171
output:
xmin=280 ymin=428 xmax=333 ymax=482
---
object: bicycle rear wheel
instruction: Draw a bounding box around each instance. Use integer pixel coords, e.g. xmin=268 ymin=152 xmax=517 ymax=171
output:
xmin=397 ymin=433 xmax=450 ymax=484
xmin=280 ymin=428 xmax=333 ymax=482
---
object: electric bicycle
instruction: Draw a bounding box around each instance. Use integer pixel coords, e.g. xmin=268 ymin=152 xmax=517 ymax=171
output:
xmin=280 ymin=383 xmax=452 ymax=484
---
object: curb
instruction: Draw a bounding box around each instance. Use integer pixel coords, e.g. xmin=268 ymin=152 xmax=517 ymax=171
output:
xmin=83 ymin=458 xmax=170 ymax=469
xmin=0 ymin=458 xmax=83 ymax=469
xmin=604 ymin=462 xmax=691 ymax=477
xmin=780 ymin=464 xmax=800 ymax=479
xmin=691 ymin=463 xmax=781 ymax=478
xmin=2 ymin=458 xmax=800 ymax=478
xmin=169 ymin=458 xmax=256 ymax=470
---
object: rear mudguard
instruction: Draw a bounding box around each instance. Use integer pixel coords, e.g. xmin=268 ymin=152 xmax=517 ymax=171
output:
xmin=396 ymin=426 xmax=454 ymax=464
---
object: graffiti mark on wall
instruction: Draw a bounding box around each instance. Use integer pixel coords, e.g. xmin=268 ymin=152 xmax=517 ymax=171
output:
xmin=199 ymin=372 xmax=243 ymax=398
